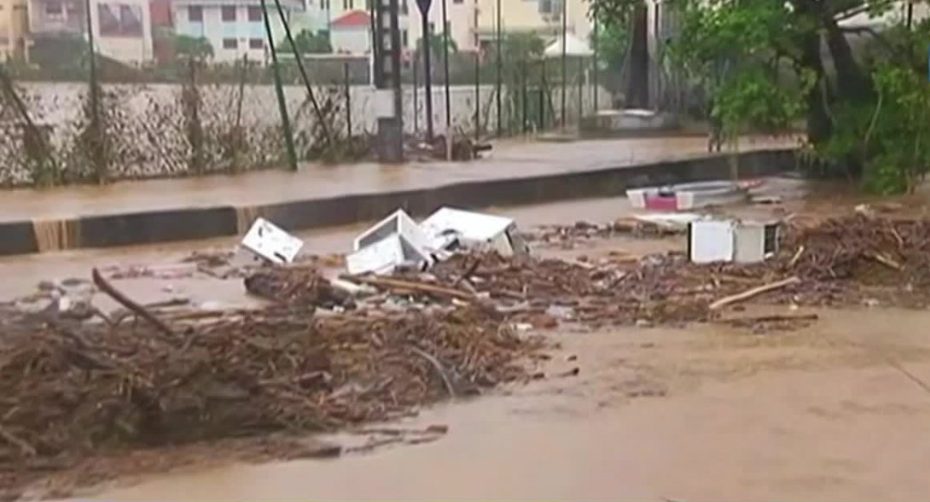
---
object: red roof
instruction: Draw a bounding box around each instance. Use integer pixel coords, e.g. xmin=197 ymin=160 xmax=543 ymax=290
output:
xmin=332 ymin=10 xmax=371 ymax=29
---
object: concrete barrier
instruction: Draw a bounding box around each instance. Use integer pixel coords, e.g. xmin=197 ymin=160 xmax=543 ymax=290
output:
xmin=0 ymin=149 xmax=795 ymax=256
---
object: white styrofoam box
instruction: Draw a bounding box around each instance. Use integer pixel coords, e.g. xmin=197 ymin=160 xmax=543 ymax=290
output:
xmin=353 ymin=209 xmax=432 ymax=253
xmin=241 ymin=217 xmax=304 ymax=265
xmin=688 ymin=220 xmax=735 ymax=264
xmin=420 ymin=207 xmax=523 ymax=256
xmin=346 ymin=233 xmax=431 ymax=275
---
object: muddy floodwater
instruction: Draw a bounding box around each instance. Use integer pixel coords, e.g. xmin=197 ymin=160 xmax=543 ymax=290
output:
xmin=6 ymin=179 xmax=930 ymax=501
xmin=65 ymin=307 xmax=930 ymax=501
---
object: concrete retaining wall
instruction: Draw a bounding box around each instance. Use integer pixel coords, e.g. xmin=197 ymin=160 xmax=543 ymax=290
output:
xmin=0 ymin=149 xmax=795 ymax=256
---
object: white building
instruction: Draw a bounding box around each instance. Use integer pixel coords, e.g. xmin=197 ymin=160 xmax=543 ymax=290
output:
xmin=28 ymin=0 xmax=154 ymax=64
xmin=475 ymin=0 xmax=592 ymax=47
xmin=174 ymin=0 xmax=305 ymax=62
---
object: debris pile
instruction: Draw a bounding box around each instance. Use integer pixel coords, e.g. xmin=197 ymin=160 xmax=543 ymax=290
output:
xmin=0 ymin=298 xmax=540 ymax=486
xmin=315 ymin=215 xmax=930 ymax=330
xmin=779 ymin=215 xmax=930 ymax=286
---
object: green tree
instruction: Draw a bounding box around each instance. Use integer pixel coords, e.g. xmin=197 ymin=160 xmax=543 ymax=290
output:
xmin=174 ymin=35 xmax=214 ymax=62
xmin=278 ymin=30 xmax=333 ymax=54
xmin=590 ymin=0 xmax=930 ymax=193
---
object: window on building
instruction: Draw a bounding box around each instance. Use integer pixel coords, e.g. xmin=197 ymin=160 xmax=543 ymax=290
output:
xmin=247 ymin=5 xmax=262 ymax=20
xmin=249 ymin=38 xmax=263 ymax=49
xmin=401 ymin=29 xmax=408 ymax=46
xmin=453 ymin=0 xmax=462 ymax=4
xmin=221 ymin=5 xmax=236 ymax=21
xmin=342 ymin=0 xmax=353 ymax=9
xmin=188 ymin=5 xmax=203 ymax=21
xmin=401 ymin=0 xmax=408 ymax=14
xmin=223 ymin=38 xmax=237 ymax=49
xmin=45 ymin=1 xmax=63 ymax=15
xmin=321 ymin=0 xmax=329 ymax=9
xmin=98 ymin=3 xmax=144 ymax=36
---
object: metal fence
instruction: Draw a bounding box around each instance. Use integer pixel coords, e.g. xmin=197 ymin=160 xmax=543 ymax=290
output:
xmin=0 ymin=20 xmax=614 ymax=188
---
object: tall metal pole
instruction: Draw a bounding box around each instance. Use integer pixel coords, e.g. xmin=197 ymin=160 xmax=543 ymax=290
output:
xmin=521 ymin=59 xmax=528 ymax=133
xmin=274 ymin=0 xmax=330 ymax=145
xmin=441 ymin=0 xmax=451 ymax=135
xmin=592 ymin=6 xmax=599 ymax=112
xmin=344 ymin=61 xmax=352 ymax=136
xmin=413 ymin=52 xmax=419 ymax=133
xmin=420 ymin=9 xmax=434 ymax=141
xmin=540 ymin=59 xmax=547 ymax=130
xmin=474 ymin=51 xmax=480 ymax=139
xmin=495 ymin=0 xmax=502 ymax=136
xmin=84 ymin=0 xmax=98 ymax=111
xmin=560 ymin=0 xmax=567 ymax=128
xmin=84 ymin=0 xmax=104 ymax=179
xmin=261 ymin=0 xmax=298 ymax=170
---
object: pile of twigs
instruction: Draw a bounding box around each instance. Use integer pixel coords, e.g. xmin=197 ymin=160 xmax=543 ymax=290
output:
xmin=0 ymin=303 xmax=539 ymax=471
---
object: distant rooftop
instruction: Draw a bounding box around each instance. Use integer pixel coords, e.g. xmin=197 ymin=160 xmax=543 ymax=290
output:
xmin=331 ymin=9 xmax=371 ymax=29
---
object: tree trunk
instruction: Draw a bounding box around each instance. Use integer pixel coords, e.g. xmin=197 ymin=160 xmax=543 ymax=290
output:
xmin=799 ymin=30 xmax=831 ymax=146
xmin=824 ymin=15 xmax=872 ymax=101
xmin=626 ymin=4 xmax=649 ymax=108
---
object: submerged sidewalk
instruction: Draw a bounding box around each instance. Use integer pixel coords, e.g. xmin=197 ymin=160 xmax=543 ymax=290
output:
xmin=0 ymin=136 xmax=797 ymax=255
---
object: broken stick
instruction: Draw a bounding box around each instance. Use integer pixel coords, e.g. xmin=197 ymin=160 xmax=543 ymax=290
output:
xmin=709 ymin=276 xmax=800 ymax=311
xmin=91 ymin=268 xmax=175 ymax=337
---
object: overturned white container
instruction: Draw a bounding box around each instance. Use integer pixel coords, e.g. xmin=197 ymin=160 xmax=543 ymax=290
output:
xmin=353 ymin=209 xmax=432 ymax=252
xmin=347 ymin=209 xmax=433 ymax=275
xmin=241 ymin=217 xmax=304 ymax=265
xmin=688 ymin=219 xmax=779 ymax=264
xmin=688 ymin=220 xmax=735 ymax=264
xmin=420 ymin=207 xmax=528 ymax=256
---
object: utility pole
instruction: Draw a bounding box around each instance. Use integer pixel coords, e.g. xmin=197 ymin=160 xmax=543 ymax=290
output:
xmin=417 ymin=0 xmax=434 ymax=141
xmin=373 ymin=0 xmax=405 ymax=162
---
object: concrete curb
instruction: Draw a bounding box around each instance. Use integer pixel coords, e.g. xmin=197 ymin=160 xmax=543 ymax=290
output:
xmin=0 ymin=149 xmax=795 ymax=256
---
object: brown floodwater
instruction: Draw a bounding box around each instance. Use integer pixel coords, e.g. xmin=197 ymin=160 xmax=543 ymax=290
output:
xmin=8 ymin=179 xmax=930 ymax=501
xmin=60 ymin=307 xmax=930 ymax=501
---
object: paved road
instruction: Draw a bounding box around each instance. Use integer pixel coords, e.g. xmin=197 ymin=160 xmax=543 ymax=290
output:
xmin=0 ymin=136 xmax=794 ymax=222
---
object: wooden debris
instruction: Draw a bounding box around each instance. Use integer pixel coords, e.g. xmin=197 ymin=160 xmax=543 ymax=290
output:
xmin=91 ymin=267 xmax=175 ymax=337
xmin=709 ymin=277 xmax=801 ymax=311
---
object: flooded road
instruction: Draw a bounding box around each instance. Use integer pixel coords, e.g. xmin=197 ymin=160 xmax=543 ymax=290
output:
xmin=9 ymin=178 xmax=930 ymax=501
xmin=75 ymin=307 xmax=930 ymax=501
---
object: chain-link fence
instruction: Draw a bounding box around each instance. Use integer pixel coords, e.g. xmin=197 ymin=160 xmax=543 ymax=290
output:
xmin=0 ymin=27 xmax=614 ymax=188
